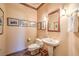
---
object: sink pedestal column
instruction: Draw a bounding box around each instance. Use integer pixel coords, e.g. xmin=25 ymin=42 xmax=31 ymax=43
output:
xmin=47 ymin=45 xmax=53 ymax=56
xmin=42 ymin=38 xmax=60 ymax=56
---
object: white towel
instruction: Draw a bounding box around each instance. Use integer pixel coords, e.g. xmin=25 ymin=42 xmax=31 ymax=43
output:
xmin=68 ymin=15 xmax=78 ymax=32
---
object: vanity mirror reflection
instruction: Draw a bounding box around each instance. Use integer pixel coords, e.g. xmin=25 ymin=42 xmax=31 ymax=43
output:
xmin=48 ymin=9 xmax=60 ymax=32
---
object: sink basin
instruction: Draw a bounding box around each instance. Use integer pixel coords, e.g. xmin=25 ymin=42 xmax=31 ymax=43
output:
xmin=42 ymin=38 xmax=61 ymax=56
xmin=42 ymin=38 xmax=60 ymax=46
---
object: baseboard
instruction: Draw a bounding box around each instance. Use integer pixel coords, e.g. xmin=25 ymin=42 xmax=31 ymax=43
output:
xmin=6 ymin=48 xmax=28 ymax=56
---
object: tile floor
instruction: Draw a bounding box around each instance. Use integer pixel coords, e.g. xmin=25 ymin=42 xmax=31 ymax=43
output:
xmin=6 ymin=48 xmax=48 ymax=56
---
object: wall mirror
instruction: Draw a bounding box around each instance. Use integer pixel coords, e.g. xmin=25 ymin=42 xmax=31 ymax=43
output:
xmin=0 ymin=8 xmax=4 ymax=34
xmin=48 ymin=9 xmax=60 ymax=32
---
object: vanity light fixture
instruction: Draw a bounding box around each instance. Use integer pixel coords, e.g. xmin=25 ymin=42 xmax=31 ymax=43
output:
xmin=70 ymin=8 xmax=79 ymax=16
xmin=61 ymin=4 xmax=66 ymax=16
xmin=61 ymin=4 xmax=79 ymax=17
xmin=61 ymin=9 xmax=66 ymax=16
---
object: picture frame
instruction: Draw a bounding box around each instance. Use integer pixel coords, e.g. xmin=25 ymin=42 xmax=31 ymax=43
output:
xmin=19 ymin=20 xmax=28 ymax=27
xmin=48 ymin=9 xmax=60 ymax=32
xmin=7 ymin=17 xmax=19 ymax=26
xmin=40 ymin=21 xmax=46 ymax=30
xmin=28 ymin=21 xmax=36 ymax=27
xmin=37 ymin=22 xmax=41 ymax=30
xmin=0 ymin=8 xmax=4 ymax=34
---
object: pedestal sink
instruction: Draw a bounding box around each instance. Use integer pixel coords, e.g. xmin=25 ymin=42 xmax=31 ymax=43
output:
xmin=42 ymin=38 xmax=60 ymax=56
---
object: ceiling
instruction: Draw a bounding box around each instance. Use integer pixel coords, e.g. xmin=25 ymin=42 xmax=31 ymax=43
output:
xmin=26 ymin=3 xmax=42 ymax=9
xmin=21 ymin=3 xmax=44 ymax=10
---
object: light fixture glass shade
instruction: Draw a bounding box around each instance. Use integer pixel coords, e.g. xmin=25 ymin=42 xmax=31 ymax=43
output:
xmin=62 ymin=9 xmax=66 ymax=16
xmin=60 ymin=8 xmax=66 ymax=17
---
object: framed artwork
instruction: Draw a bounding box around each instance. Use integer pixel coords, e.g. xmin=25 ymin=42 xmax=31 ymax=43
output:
xmin=40 ymin=21 xmax=46 ymax=30
xmin=37 ymin=22 xmax=41 ymax=30
xmin=7 ymin=17 xmax=19 ymax=26
xmin=0 ymin=8 xmax=4 ymax=34
xmin=19 ymin=20 xmax=28 ymax=27
xmin=48 ymin=9 xmax=60 ymax=32
xmin=28 ymin=21 xmax=36 ymax=27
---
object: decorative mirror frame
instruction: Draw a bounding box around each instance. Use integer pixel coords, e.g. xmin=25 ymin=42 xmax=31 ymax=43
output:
xmin=48 ymin=9 xmax=60 ymax=32
xmin=0 ymin=8 xmax=4 ymax=34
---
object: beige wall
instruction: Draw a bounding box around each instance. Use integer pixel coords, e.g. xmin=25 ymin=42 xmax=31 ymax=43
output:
xmin=0 ymin=3 xmax=37 ymax=55
xmin=74 ymin=33 xmax=79 ymax=55
xmin=37 ymin=3 xmax=69 ymax=56
xmin=5 ymin=3 xmax=37 ymax=54
xmin=37 ymin=3 xmax=79 ymax=56
xmin=66 ymin=4 xmax=79 ymax=56
xmin=0 ymin=4 xmax=6 ymax=55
